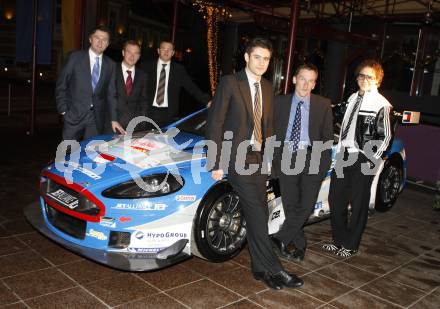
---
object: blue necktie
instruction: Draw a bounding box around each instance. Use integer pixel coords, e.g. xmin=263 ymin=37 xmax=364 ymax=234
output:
xmin=289 ymin=101 xmax=303 ymax=152
xmin=91 ymin=56 xmax=100 ymax=91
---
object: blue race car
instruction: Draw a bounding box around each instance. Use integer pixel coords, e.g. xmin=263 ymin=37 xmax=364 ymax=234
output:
xmin=25 ymin=108 xmax=407 ymax=271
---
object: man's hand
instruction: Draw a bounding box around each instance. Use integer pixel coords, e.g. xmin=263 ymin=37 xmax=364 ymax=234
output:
xmin=206 ymin=100 xmax=212 ymax=108
xmin=112 ymin=121 xmax=126 ymax=135
xmin=211 ymin=169 xmax=224 ymax=181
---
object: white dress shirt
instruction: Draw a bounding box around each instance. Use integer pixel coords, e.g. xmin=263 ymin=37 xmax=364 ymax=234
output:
xmin=89 ymin=49 xmax=103 ymax=77
xmin=121 ymin=62 xmax=135 ymax=83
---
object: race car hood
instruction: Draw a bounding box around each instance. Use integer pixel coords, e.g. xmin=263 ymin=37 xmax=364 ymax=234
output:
xmin=48 ymin=129 xmax=205 ymax=189
xmin=90 ymin=129 xmax=204 ymax=168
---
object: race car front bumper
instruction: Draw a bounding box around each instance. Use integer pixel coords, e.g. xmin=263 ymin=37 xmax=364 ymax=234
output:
xmin=24 ymin=202 xmax=190 ymax=271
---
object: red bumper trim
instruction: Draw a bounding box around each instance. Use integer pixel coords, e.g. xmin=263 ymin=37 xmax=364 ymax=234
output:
xmin=41 ymin=170 xmax=105 ymax=222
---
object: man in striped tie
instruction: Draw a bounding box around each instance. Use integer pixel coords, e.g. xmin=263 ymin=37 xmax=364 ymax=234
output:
xmin=322 ymin=59 xmax=394 ymax=258
xmin=56 ymin=25 xmax=125 ymax=141
xmin=142 ymin=40 xmax=211 ymax=128
xmin=206 ymin=37 xmax=303 ymax=290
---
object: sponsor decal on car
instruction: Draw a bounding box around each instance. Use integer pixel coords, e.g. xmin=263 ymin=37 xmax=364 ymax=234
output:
xmin=93 ymin=156 xmax=111 ymax=164
xmin=111 ymin=203 xmax=168 ymax=211
xmin=271 ymin=210 xmax=280 ymax=221
xmin=66 ymin=161 xmax=102 ymax=180
xmin=47 ymin=189 xmax=79 ymax=209
xmin=122 ymin=253 xmax=157 ymax=259
xmin=92 ymin=153 xmax=116 ymax=164
xmin=119 ymin=216 xmax=132 ymax=223
xmin=130 ymin=138 xmax=167 ymax=153
xmin=314 ymin=201 xmax=323 ymax=210
xmin=99 ymin=217 xmax=116 ymax=228
xmin=134 ymin=231 xmax=144 ymax=240
xmin=175 ymin=195 xmax=196 ymax=202
xmin=127 ymin=247 xmax=163 ymax=253
xmin=86 ymin=229 xmax=107 ymax=241
xmin=142 ymin=231 xmax=188 ymax=238
xmin=154 ymin=203 xmax=167 ymax=210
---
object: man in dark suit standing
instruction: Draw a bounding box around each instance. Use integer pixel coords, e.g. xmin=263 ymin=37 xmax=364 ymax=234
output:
xmin=115 ymin=40 xmax=148 ymax=130
xmin=56 ymin=25 xmax=125 ymax=141
xmin=206 ymin=37 xmax=303 ymax=290
xmin=271 ymin=63 xmax=333 ymax=262
xmin=142 ymin=40 xmax=211 ymax=128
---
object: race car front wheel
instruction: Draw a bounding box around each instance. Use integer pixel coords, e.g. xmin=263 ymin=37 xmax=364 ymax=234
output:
xmin=191 ymin=182 xmax=247 ymax=262
xmin=375 ymin=156 xmax=403 ymax=212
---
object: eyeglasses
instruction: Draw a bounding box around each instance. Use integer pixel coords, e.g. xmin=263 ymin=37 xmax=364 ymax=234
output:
xmin=357 ymin=73 xmax=375 ymax=81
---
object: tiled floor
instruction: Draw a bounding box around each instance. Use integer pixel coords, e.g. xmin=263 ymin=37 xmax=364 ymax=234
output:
xmin=1 ymin=113 xmax=439 ymax=308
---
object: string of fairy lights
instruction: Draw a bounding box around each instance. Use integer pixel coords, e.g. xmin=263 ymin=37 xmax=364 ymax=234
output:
xmin=192 ymin=0 xmax=231 ymax=95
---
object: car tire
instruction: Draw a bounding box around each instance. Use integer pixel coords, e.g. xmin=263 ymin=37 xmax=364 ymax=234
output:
xmin=375 ymin=156 xmax=403 ymax=212
xmin=191 ymin=182 xmax=247 ymax=262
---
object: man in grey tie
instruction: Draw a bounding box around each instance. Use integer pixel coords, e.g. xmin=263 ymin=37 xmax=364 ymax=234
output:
xmin=56 ymin=25 xmax=125 ymax=141
xmin=142 ymin=40 xmax=211 ymax=128
xmin=271 ymin=63 xmax=333 ymax=262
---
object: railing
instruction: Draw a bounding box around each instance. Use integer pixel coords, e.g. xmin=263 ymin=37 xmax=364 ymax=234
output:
xmin=0 ymin=80 xmax=55 ymax=115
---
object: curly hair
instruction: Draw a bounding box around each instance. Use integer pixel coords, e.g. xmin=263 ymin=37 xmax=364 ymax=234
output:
xmin=355 ymin=59 xmax=384 ymax=87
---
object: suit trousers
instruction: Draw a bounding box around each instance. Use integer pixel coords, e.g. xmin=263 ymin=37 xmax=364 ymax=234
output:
xmin=62 ymin=109 xmax=98 ymax=141
xmin=149 ymin=107 xmax=174 ymax=129
xmin=328 ymin=152 xmax=374 ymax=250
xmin=228 ymin=152 xmax=283 ymax=274
xmin=275 ymin=149 xmax=322 ymax=250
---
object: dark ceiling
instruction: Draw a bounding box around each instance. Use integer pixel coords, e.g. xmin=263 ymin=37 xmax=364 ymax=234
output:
xmin=184 ymin=0 xmax=439 ymax=24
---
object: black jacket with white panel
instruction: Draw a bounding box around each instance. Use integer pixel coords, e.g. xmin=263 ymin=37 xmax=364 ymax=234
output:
xmin=338 ymin=89 xmax=394 ymax=160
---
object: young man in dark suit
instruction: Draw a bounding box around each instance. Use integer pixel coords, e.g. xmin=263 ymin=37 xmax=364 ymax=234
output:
xmin=271 ymin=64 xmax=333 ymax=262
xmin=142 ymin=40 xmax=211 ymax=128
xmin=56 ymin=25 xmax=125 ymax=141
xmin=206 ymin=37 xmax=303 ymax=290
xmin=114 ymin=40 xmax=148 ymax=130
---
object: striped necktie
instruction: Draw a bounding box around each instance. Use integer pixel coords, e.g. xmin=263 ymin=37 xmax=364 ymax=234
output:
xmin=156 ymin=64 xmax=167 ymax=105
xmin=253 ymin=82 xmax=262 ymax=151
xmin=341 ymin=94 xmax=363 ymax=140
xmin=91 ymin=56 xmax=100 ymax=92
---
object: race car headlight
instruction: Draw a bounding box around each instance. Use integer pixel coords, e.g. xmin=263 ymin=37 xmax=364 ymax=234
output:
xmin=102 ymin=173 xmax=183 ymax=199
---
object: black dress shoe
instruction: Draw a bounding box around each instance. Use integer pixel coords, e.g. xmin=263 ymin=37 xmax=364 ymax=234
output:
xmin=253 ymin=272 xmax=283 ymax=290
xmin=292 ymin=248 xmax=305 ymax=262
xmin=272 ymin=271 xmax=304 ymax=288
xmin=270 ymin=236 xmax=293 ymax=259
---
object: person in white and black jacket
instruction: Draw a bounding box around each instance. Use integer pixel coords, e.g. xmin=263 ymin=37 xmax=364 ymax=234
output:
xmin=322 ymin=59 xmax=394 ymax=257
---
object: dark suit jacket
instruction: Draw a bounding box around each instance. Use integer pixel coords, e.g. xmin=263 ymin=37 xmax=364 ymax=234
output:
xmin=115 ymin=65 xmax=148 ymax=129
xmin=273 ymin=93 xmax=334 ymax=179
xmin=206 ymin=70 xmax=274 ymax=174
xmin=142 ymin=60 xmax=210 ymax=118
xmin=55 ymin=50 xmax=117 ymax=134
